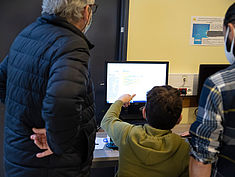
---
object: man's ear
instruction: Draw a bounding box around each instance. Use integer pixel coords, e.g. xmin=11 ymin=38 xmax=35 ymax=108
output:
xmin=228 ymin=23 xmax=235 ymax=42
xmin=176 ymin=115 xmax=182 ymax=125
xmin=142 ymin=107 xmax=147 ymax=119
xmin=83 ymin=5 xmax=90 ymax=22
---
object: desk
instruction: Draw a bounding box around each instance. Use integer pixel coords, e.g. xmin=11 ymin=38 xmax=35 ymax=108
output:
xmin=172 ymin=123 xmax=191 ymax=135
xmin=92 ymin=149 xmax=119 ymax=168
xmin=92 ymin=132 xmax=119 ymax=168
xmin=92 ymin=124 xmax=191 ymax=168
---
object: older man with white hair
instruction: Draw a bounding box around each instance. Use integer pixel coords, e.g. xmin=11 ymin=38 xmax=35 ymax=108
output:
xmin=0 ymin=0 xmax=97 ymax=177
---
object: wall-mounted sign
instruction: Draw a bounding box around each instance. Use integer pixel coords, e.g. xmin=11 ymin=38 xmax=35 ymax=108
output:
xmin=190 ymin=16 xmax=224 ymax=46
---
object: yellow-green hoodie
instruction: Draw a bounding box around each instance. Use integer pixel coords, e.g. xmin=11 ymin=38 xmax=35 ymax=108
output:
xmin=101 ymin=100 xmax=189 ymax=177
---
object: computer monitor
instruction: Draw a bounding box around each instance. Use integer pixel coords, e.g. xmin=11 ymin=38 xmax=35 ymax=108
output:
xmin=105 ymin=61 xmax=169 ymax=104
xmin=197 ymin=64 xmax=230 ymax=101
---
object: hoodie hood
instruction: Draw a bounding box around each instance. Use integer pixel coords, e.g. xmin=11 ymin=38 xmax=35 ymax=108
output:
xmin=127 ymin=124 xmax=185 ymax=166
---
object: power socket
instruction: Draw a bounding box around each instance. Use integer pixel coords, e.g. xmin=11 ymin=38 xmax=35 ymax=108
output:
xmin=179 ymin=88 xmax=187 ymax=96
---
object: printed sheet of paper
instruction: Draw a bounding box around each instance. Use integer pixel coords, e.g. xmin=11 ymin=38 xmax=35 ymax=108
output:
xmin=190 ymin=16 xmax=224 ymax=46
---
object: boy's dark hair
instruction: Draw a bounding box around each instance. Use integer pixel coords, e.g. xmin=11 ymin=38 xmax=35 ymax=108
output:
xmin=145 ymin=85 xmax=182 ymax=130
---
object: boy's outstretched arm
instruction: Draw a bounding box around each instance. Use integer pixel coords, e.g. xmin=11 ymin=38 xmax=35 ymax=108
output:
xmin=100 ymin=94 xmax=135 ymax=147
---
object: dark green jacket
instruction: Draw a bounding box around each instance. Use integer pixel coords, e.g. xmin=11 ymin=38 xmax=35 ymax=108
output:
xmin=101 ymin=100 xmax=189 ymax=177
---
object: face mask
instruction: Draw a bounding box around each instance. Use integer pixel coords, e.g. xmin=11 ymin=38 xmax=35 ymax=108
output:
xmin=83 ymin=10 xmax=92 ymax=34
xmin=224 ymin=27 xmax=235 ymax=64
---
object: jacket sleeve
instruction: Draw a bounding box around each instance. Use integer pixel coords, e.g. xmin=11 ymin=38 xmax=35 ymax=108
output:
xmin=42 ymin=49 xmax=90 ymax=155
xmin=179 ymin=166 xmax=189 ymax=177
xmin=101 ymin=100 xmax=133 ymax=147
xmin=0 ymin=56 xmax=8 ymax=103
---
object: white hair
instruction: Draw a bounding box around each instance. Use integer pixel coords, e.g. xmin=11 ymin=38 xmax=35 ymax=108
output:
xmin=42 ymin=0 xmax=95 ymax=23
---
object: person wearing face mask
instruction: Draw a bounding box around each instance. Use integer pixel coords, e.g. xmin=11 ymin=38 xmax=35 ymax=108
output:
xmin=0 ymin=0 xmax=97 ymax=177
xmin=189 ymin=3 xmax=235 ymax=177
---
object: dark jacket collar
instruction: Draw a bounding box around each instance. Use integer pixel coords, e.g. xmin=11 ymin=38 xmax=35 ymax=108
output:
xmin=38 ymin=13 xmax=94 ymax=50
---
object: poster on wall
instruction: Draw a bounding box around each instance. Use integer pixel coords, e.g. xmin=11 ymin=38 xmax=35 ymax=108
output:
xmin=190 ymin=16 xmax=224 ymax=46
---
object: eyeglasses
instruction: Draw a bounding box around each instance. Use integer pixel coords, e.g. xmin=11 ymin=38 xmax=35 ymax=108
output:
xmin=89 ymin=4 xmax=98 ymax=14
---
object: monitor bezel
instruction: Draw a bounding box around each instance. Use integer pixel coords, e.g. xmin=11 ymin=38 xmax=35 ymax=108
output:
xmin=197 ymin=64 xmax=230 ymax=102
xmin=105 ymin=61 xmax=169 ymax=104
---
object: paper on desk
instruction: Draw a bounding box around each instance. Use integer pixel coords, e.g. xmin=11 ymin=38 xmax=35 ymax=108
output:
xmin=95 ymin=138 xmax=106 ymax=149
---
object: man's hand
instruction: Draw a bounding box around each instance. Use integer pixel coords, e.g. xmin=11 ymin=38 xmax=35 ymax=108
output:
xmin=189 ymin=156 xmax=211 ymax=177
xmin=180 ymin=131 xmax=190 ymax=137
xmin=30 ymin=128 xmax=53 ymax=158
xmin=118 ymin=94 xmax=136 ymax=107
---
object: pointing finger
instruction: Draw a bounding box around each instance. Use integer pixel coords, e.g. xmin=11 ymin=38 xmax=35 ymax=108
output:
xmin=131 ymin=94 xmax=136 ymax=99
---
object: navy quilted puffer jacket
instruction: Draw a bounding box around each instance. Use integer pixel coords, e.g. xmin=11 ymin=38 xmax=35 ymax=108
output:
xmin=0 ymin=14 xmax=96 ymax=177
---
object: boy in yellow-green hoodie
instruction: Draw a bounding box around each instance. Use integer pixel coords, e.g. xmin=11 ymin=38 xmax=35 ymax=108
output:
xmin=101 ymin=86 xmax=189 ymax=177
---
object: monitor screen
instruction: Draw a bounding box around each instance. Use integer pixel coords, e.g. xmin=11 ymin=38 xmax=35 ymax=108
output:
xmin=106 ymin=61 xmax=169 ymax=103
xmin=197 ymin=64 xmax=230 ymax=100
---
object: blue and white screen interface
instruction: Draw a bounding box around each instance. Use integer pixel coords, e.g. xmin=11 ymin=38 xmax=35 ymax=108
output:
xmin=106 ymin=63 xmax=168 ymax=103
